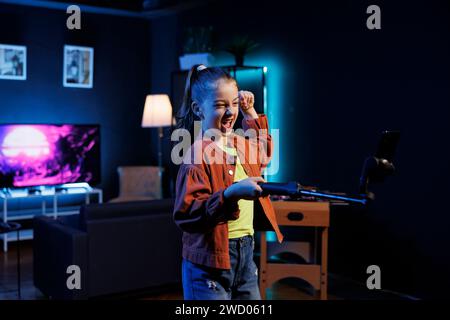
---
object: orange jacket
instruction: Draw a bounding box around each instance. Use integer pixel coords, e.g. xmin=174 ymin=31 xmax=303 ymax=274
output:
xmin=173 ymin=114 xmax=284 ymax=269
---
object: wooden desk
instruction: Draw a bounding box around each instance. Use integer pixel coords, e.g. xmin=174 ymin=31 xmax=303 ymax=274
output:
xmin=259 ymin=201 xmax=330 ymax=300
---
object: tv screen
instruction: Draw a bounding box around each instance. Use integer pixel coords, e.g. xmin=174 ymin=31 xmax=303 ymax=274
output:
xmin=0 ymin=124 xmax=100 ymax=188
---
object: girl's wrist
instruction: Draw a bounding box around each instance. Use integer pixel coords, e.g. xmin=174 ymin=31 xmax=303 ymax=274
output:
xmin=242 ymin=107 xmax=258 ymax=120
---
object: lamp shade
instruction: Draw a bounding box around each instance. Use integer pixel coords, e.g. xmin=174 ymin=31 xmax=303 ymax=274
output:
xmin=141 ymin=94 xmax=173 ymax=128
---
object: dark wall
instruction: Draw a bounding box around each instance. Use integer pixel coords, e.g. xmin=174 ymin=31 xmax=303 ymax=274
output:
xmin=150 ymin=15 xmax=179 ymax=197
xmin=150 ymin=0 xmax=450 ymax=298
xmin=1 ymin=0 xmax=449 ymax=299
xmin=0 ymin=4 xmax=152 ymax=200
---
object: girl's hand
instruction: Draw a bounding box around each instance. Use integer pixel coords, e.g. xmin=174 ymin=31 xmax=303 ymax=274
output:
xmin=239 ymin=90 xmax=258 ymax=120
xmin=224 ymin=176 xmax=265 ymax=200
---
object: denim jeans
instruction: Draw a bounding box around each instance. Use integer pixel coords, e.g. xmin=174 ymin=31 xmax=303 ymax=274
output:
xmin=182 ymin=234 xmax=261 ymax=300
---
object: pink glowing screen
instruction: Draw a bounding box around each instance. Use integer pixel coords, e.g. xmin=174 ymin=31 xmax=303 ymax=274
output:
xmin=0 ymin=124 xmax=100 ymax=188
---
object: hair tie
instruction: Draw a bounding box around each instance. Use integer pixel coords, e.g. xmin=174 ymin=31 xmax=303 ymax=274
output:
xmin=197 ymin=65 xmax=207 ymax=72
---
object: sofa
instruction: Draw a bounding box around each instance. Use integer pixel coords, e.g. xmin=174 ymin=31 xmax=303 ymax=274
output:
xmin=33 ymin=198 xmax=182 ymax=299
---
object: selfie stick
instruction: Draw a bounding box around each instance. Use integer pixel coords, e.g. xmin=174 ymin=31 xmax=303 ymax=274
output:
xmin=258 ymin=182 xmax=369 ymax=205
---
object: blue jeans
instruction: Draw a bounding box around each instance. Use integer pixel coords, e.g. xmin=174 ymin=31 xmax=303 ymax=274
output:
xmin=182 ymin=234 xmax=261 ymax=300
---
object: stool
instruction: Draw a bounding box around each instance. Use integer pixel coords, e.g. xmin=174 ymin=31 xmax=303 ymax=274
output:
xmin=259 ymin=201 xmax=330 ymax=300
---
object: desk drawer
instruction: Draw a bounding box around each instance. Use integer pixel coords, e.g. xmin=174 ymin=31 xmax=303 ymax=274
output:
xmin=272 ymin=201 xmax=330 ymax=227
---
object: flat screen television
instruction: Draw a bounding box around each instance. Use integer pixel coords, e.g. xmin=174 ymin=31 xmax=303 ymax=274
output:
xmin=0 ymin=124 xmax=100 ymax=188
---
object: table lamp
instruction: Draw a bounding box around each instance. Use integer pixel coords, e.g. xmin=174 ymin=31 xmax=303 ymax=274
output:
xmin=141 ymin=94 xmax=173 ymax=197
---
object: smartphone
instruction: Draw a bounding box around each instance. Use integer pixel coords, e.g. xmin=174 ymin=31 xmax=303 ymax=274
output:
xmin=375 ymin=130 xmax=400 ymax=162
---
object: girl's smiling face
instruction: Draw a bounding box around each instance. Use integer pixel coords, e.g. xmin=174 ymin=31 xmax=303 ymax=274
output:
xmin=194 ymin=79 xmax=239 ymax=136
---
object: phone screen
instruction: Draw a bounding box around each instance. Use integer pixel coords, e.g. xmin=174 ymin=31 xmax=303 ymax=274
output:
xmin=375 ymin=130 xmax=400 ymax=162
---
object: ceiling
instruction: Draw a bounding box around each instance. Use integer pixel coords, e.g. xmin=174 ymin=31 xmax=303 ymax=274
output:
xmin=47 ymin=0 xmax=203 ymax=12
xmin=0 ymin=0 xmax=213 ymax=18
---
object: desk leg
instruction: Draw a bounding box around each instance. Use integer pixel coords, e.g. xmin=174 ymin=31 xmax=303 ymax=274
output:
xmin=320 ymin=227 xmax=328 ymax=300
xmin=2 ymin=234 xmax=6 ymax=253
xmin=42 ymin=198 xmax=46 ymax=215
xmin=3 ymin=199 xmax=7 ymax=252
xmin=16 ymin=230 xmax=21 ymax=300
xmin=53 ymin=195 xmax=57 ymax=219
xmin=2 ymin=198 xmax=6 ymax=222
xmin=259 ymin=232 xmax=267 ymax=300
xmin=313 ymin=227 xmax=318 ymax=263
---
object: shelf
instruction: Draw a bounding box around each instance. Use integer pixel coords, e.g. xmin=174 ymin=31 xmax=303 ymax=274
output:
xmin=3 ymin=206 xmax=81 ymax=221
xmin=1 ymin=186 xmax=102 ymax=252
xmin=1 ymin=187 xmax=102 ymax=200
xmin=1 ymin=229 xmax=34 ymax=242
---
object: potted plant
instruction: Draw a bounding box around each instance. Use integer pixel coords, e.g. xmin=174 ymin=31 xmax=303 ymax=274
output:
xmin=179 ymin=26 xmax=215 ymax=70
xmin=224 ymin=35 xmax=260 ymax=67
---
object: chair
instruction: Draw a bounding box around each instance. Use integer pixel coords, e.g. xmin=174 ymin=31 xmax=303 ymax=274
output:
xmin=109 ymin=166 xmax=162 ymax=203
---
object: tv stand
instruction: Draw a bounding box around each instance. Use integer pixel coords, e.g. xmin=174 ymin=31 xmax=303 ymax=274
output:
xmin=1 ymin=184 xmax=103 ymax=252
xmin=54 ymin=187 xmax=67 ymax=193
xmin=27 ymin=187 xmax=42 ymax=195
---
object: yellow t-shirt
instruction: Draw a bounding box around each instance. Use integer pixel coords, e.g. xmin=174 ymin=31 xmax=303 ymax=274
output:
xmin=220 ymin=142 xmax=254 ymax=239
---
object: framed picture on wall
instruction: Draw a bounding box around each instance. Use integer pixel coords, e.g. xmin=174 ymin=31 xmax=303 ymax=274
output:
xmin=0 ymin=44 xmax=27 ymax=80
xmin=63 ymin=45 xmax=94 ymax=88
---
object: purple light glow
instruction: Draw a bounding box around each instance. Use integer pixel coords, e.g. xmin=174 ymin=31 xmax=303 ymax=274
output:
xmin=2 ymin=127 xmax=51 ymax=158
xmin=0 ymin=124 xmax=100 ymax=188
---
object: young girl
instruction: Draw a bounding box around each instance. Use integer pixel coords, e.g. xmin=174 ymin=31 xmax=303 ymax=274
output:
xmin=173 ymin=64 xmax=284 ymax=300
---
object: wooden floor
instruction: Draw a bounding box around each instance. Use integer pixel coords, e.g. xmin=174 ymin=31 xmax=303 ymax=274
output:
xmin=0 ymin=240 xmax=411 ymax=300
